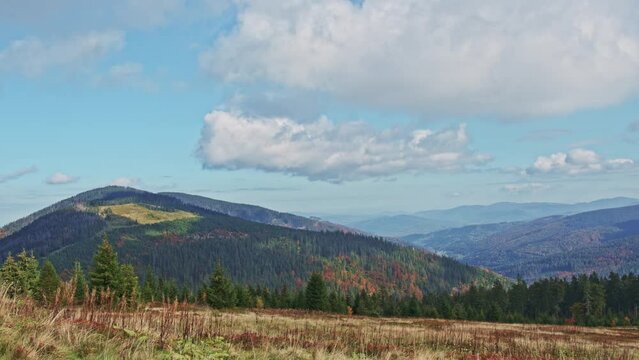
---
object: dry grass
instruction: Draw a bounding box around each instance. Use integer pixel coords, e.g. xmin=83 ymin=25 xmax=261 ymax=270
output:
xmin=97 ymin=203 xmax=198 ymax=225
xmin=0 ymin=286 xmax=637 ymax=359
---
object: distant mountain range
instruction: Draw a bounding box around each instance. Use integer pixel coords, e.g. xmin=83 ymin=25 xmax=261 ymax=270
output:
xmin=0 ymin=186 xmax=500 ymax=295
xmin=344 ymin=197 xmax=639 ymax=237
xmin=403 ymin=204 xmax=639 ymax=281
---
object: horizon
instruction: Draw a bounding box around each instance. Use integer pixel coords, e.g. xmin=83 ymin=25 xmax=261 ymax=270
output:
xmin=2 ymin=184 xmax=638 ymax=228
xmin=3 ymin=1 xmax=639 ymax=226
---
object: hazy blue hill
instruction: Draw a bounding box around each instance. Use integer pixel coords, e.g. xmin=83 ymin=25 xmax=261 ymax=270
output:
xmin=415 ymin=197 xmax=639 ymax=224
xmin=0 ymin=187 xmax=501 ymax=295
xmin=348 ymin=197 xmax=639 ymax=237
xmin=349 ymin=214 xmax=462 ymax=237
xmin=403 ymin=204 xmax=639 ymax=280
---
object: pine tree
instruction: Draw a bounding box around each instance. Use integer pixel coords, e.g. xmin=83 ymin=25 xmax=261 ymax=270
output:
xmin=206 ymin=263 xmax=236 ymax=308
xmin=72 ymin=261 xmax=87 ymax=304
xmin=90 ymin=235 xmax=121 ymax=292
xmin=305 ymin=272 xmax=328 ymax=311
xmin=142 ymin=269 xmax=158 ymax=303
xmin=36 ymin=260 xmax=61 ymax=304
xmin=1 ymin=254 xmax=20 ymax=296
xmin=119 ymin=264 xmax=139 ymax=300
xmin=16 ymin=250 xmax=39 ymax=295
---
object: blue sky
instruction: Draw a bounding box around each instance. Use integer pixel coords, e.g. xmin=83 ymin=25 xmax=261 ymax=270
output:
xmin=2 ymin=0 xmax=639 ymax=226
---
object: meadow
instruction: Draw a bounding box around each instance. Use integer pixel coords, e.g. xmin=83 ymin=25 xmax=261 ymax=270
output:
xmin=97 ymin=203 xmax=199 ymax=225
xmin=0 ymin=287 xmax=637 ymax=360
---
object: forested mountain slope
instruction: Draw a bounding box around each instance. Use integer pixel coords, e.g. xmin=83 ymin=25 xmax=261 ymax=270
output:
xmin=403 ymin=205 xmax=639 ymax=280
xmin=162 ymin=192 xmax=351 ymax=233
xmin=0 ymin=187 xmax=501 ymax=296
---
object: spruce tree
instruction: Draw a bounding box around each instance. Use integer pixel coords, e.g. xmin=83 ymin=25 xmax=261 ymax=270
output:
xmin=206 ymin=263 xmax=236 ymax=308
xmin=1 ymin=254 xmax=20 ymax=296
xmin=142 ymin=269 xmax=158 ymax=302
xmin=16 ymin=250 xmax=39 ymax=295
xmin=305 ymin=272 xmax=328 ymax=311
xmin=36 ymin=260 xmax=61 ymax=304
xmin=72 ymin=261 xmax=87 ymax=303
xmin=90 ymin=235 xmax=121 ymax=292
xmin=119 ymin=264 xmax=139 ymax=299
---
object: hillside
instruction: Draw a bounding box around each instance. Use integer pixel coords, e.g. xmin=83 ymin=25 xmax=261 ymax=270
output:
xmin=162 ymin=192 xmax=352 ymax=233
xmin=0 ymin=186 xmax=349 ymax=238
xmin=346 ymin=197 xmax=639 ymax=237
xmin=404 ymin=205 xmax=639 ymax=280
xmin=0 ymin=187 xmax=500 ymax=296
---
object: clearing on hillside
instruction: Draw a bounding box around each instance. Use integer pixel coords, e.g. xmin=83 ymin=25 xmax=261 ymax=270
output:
xmin=97 ymin=203 xmax=198 ymax=225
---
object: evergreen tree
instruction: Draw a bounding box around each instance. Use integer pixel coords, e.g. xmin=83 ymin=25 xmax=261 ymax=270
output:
xmin=16 ymin=250 xmax=39 ymax=295
xmin=1 ymin=254 xmax=20 ymax=296
xmin=36 ymin=260 xmax=61 ymax=304
xmin=142 ymin=268 xmax=158 ymax=302
xmin=235 ymin=284 xmax=251 ymax=308
xmin=90 ymin=235 xmax=121 ymax=292
xmin=305 ymin=272 xmax=328 ymax=311
xmin=206 ymin=263 xmax=236 ymax=308
xmin=119 ymin=264 xmax=139 ymax=300
xmin=72 ymin=261 xmax=87 ymax=303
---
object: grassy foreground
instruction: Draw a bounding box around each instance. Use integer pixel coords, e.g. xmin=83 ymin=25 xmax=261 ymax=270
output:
xmin=0 ymin=290 xmax=637 ymax=359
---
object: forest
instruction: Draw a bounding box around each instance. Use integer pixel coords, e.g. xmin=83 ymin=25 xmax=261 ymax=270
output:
xmin=2 ymin=235 xmax=637 ymax=328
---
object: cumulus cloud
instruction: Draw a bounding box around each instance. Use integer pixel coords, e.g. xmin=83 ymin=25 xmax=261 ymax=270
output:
xmin=202 ymin=0 xmax=639 ymax=117
xmin=197 ymin=111 xmax=491 ymax=182
xmin=501 ymin=182 xmax=549 ymax=193
xmin=111 ymin=177 xmax=140 ymax=187
xmin=0 ymin=166 xmax=37 ymax=184
xmin=46 ymin=172 xmax=77 ymax=185
xmin=527 ymin=149 xmax=635 ymax=175
xmin=0 ymin=31 xmax=124 ymax=77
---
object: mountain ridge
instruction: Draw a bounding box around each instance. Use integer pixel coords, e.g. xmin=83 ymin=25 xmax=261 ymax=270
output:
xmin=403 ymin=204 xmax=639 ymax=280
xmin=343 ymin=197 xmax=639 ymax=237
xmin=0 ymin=187 xmax=502 ymax=296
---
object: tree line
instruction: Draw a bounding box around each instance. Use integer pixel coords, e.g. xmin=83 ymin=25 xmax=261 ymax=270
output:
xmin=1 ymin=235 xmax=638 ymax=327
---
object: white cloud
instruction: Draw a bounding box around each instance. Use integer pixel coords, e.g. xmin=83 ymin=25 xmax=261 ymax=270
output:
xmin=0 ymin=166 xmax=37 ymax=184
xmin=629 ymin=120 xmax=639 ymax=132
xmin=502 ymin=182 xmax=549 ymax=193
xmin=0 ymin=31 xmax=125 ymax=77
xmin=202 ymin=0 xmax=639 ymax=117
xmin=46 ymin=172 xmax=77 ymax=185
xmin=111 ymin=177 xmax=140 ymax=187
xmin=197 ymin=111 xmax=491 ymax=182
xmin=527 ymin=148 xmax=635 ymax=175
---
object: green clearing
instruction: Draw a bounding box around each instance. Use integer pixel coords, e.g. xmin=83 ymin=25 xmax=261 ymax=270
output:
xmin=97 ymin=203 xmax=198 ymax=225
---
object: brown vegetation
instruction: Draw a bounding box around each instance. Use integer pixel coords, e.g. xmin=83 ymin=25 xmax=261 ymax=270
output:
xmin=1 ymin=283 xmax=636 ymax=359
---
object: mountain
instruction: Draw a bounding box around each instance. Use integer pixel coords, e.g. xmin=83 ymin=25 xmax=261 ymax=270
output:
xmin=161 ymin=192 xmax=352 ymax=233
xmin=415 ymin=197 xmax=639 ymax=224
xmin=345 ymin=197 xmax=639 ymax=237
xmin=0 ymin=187 xmax=501 ymax=295
xmin=0 ymin=187 xmax=349 ymax=239
xmin=403 ymin=205 xmax=639 ymax=281
xmin=349 ymin=215 xmax=462 ymax=238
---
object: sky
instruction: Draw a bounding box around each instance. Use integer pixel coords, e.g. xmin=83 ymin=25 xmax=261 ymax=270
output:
xmin=2 ymin=0 xmax=639 ymax=226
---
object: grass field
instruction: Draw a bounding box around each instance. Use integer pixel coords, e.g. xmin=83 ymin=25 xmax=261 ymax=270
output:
xmin=1 ymin=288 xmax=637 ymax=360
xmin=97 ymin=203 xmax=199 ymax=225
